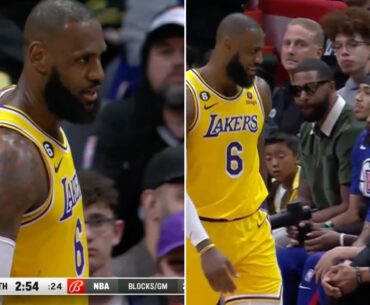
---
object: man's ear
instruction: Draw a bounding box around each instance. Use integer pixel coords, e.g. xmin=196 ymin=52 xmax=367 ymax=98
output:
xmin=28 ymin=41 xmax=51 ymax=75
xmin=223 ymin=36 xmax=233 ymax=51
xmin=112 ymin=220 xmax=124 ymax=246
xmin=141 ymin=189 xmax=160 ymax=222
xmin=316 ymin=45 xmax=323 ymax=58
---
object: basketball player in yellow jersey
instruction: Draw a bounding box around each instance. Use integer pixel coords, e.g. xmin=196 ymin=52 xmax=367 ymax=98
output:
xmin=186 ymin=13 xmax=282 ymax=305
xmin=0 ymin=1 xmax=105 ymax=305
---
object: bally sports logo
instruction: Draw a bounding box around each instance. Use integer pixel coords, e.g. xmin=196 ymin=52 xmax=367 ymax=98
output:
xmin=67 ymin=279 xmax=86 ymax=294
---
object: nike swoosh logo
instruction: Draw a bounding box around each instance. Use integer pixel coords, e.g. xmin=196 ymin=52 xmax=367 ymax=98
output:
xmin=298 ymin=284 xmax=312 ymax=290
xmin=360 ymin=145 xmax=367 ymax=150
xmin=54 ymin=158 xmax=63 ymax=173
xmin=204 ymin=103 xmax=218 ymax=110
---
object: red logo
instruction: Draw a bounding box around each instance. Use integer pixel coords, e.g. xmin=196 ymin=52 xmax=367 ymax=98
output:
xmin=67 ymin=279 xmax=86 ymax=294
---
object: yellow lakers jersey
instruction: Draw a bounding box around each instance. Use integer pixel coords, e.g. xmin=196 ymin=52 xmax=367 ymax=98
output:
xmin=186 ymin=69 xmax=268 ymax=219
xmin=0 ymin=87 xmax=88 ymax=305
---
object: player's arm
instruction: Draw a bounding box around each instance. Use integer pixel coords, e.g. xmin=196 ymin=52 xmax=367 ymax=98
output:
xmin=353 ymin=221 xmax=370 ymax=247
xmin=186 ymin=194 xmax=238 ymax=293
xmin=329 ymin=134 xmax=365 ymax=228
xmin=186 ymin=86 xmax=195 ymax=132
xmin=329 ymin=194 xmax=363 ymax=228
xmin=256 ymin=77 xmax=271 ymax=184
xmin=0 ymin=129 xmax=48 ymax=277
xmin=311 ymin=184 xmax=350 ymax=222
xmin=186 ymin=193 xmax=209 ymax=247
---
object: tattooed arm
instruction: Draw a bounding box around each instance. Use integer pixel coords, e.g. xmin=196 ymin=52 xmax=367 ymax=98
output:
xmin=0 ymin=128 xmax=48 ymax=276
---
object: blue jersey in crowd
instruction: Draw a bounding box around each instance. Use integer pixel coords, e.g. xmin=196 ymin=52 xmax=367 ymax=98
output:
xmin=351 ymin=129 xmax=370 ymax=221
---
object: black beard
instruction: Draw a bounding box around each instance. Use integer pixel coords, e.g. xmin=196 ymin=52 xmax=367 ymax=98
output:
xmin=301 ymin=100 xmax=329 ymax=122
xmin=159 ymin=84 xmax=184 ymax=111
xmin=226 ymin=54 xmax=253 ymax=88
xmin=44 ymin=69 xmax=101 ymax=124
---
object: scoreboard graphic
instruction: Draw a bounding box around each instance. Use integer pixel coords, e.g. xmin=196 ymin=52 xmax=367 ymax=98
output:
xmin=0 ymin=278 xmax=184 ymax=295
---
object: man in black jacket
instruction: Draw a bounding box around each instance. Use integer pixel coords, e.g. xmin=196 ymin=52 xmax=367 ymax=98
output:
xmin=92 ymin=6 xmax=184 ymax=255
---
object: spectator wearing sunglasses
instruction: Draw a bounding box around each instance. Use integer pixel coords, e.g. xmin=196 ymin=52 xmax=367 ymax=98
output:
xmin=290 ymin=58 xmax=364 ymax=230
xmin=268 ymin=18 xmax=324 ymax=136
xmin=321 ymin=7 xmax=370 ymax=106
xmin=277 ymin=58 xmax=365 ymax=305
xmin=279 ymin=83 xmax=370 ymax=305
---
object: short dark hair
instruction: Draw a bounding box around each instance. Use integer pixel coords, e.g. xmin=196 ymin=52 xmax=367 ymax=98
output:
xmin=216 ymin=13 xmax=261 ymax=42
xmin=265 ymin=132 xmax=300 ymax=155
xmin=24 ymin=0 xmax=94 ymax=46
xmin=321 ymin=7 xmax=370 ymax=41
xmin=78 ymin=170 xmax=119 ymax=217
xmin=293 ymin=58 xmax=334 ymax=81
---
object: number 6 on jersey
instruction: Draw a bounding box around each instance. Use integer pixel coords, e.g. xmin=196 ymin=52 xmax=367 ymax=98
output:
xmin=226 ymin=141 xmax=243 ymax=177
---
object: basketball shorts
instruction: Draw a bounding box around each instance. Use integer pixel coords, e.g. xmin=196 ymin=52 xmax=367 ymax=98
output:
xmin=186 ymin=209 xmax=282 ymax=305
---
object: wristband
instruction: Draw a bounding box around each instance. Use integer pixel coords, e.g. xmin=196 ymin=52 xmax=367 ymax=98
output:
xmin=339 ymin=233 xmax=345 ymax=246
xmin=199 ymin=243 xmax=215 ymax=256
xmin=186 ymin=194 xmax=209 ymax=246
xmin=356 ymin=267 xmax=362 ymax=286
xmin=0 ymin=236 xmax=15 ymax=277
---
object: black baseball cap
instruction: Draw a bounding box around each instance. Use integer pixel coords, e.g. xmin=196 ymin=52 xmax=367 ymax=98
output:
xmin=142 ymin=145 xmax=184 ymax=190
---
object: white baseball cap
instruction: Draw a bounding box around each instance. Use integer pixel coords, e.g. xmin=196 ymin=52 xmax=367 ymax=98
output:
xmin=148 ymin=6 xmax=184 ymax=33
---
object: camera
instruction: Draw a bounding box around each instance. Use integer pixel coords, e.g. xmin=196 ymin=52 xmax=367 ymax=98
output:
xmin=269 ymin=202 xmax=312 ymax=244
xmin=269 ymin=201 xmax=312 ymax=229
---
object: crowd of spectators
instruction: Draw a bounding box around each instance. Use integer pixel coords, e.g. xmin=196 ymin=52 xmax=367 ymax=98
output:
xmin=187 ymin=1 xmax=370 ymax=304
xmin=0 ymin=1 xmax=184 ymax=305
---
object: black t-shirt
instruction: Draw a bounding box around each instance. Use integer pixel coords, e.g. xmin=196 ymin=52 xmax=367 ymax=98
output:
xmin=269 ymin=82 xmax=305 ymax=135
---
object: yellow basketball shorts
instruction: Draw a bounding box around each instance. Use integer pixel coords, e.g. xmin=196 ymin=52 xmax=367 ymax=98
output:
xmin=186 ymin=209 xmax=282 ymax=305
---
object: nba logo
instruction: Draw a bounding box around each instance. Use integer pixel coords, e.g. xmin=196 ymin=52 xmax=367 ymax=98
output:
xmin=247 ymin=92 xmax=253 ymax=99
xmin=367 ymin=170 xmax=370 ymax=194
xmin=67 ymin=279 xmax=86 ymax=294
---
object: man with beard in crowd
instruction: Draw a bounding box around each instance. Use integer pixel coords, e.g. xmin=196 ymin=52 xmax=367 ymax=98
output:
xmin=269 ymin=18 xmax=324 ymax=135
xmin=186 ymin=13 xmax=282 ymax=305
xmin=277 ymin=59 xmax=364 ymax=305
xmin=92 ymin=6 xmax=184 ymax=255
xmin=0 ymin=1 xmax=105 ymax=305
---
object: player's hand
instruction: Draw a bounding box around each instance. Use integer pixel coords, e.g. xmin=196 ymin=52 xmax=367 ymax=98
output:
xmin=304 ymin=230 xmax=339 ymax=254
xmin=286 ymin=225 xmax=300 ymax=247
xmin=306 ymin=221 xmax=327 ymax=232
xmin=201 ymin=247 xmax=239 ymax=294
xmin=287 ymin=225 xmax=299 ymax=240
xmin=326 ymin=264 xmax=358 ymax=296
xmin=315 ymin=247 xmax=347 ymax=282
xmin=322 ymin=272 xmax=342 ymax=299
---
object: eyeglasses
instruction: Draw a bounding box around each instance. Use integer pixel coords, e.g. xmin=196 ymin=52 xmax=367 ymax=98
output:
xmin=85 ymin=216 xmax=116 ymax=233
xmin=332 ymin=40 xmax=369 ymax=53
xmin=290 ymin=80 xmax=330 ymax=98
